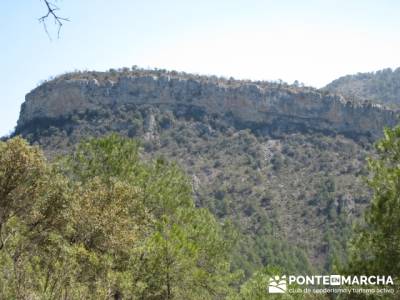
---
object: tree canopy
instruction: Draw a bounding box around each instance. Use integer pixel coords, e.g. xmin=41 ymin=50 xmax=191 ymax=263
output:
xmin=0 ymin=135 xmax=238 ymax=299
xmin=342 ymin=126 xmax=400 ymax=299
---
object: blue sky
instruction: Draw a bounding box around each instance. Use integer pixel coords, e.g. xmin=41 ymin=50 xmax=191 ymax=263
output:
xmin=1 ymin=0 xmax=400 ymax=136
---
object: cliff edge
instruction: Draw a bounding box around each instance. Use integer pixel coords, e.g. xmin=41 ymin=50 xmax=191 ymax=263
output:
xmin=16 ymin=69 xmax=399 ymax=139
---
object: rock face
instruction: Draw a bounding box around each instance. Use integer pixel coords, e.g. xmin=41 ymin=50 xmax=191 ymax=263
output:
xmin=17 ymin=70 xmax=399 ymax=139
xmin=15 ymin=68 xmax=391 ymax=273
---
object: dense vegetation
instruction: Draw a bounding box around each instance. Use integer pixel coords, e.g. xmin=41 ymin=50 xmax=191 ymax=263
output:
xmin=2 ymin=129 xmax=400 ymax=299
xmin=0 ymin=135 xmax=241 ymax=299
xmin=324 ymin=68 xmax=400 ymax=107
xmin=8 ymin=67 xmax=400 ymax=298
xmin=339 ymin=127 xmax=400 ymax=299
xmin=17 ymin=98 xmax=372 ymax=276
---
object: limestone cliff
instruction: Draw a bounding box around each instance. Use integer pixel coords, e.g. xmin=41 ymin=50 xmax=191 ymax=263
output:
xmin=16 ymin=69 xmax=399 ymax=139
xmin=14 ymin=68 xmax=393 ymax=273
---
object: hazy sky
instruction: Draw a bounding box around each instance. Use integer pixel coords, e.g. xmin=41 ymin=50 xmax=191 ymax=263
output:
xmin=1 ymin=0 xmax=400 ymax=136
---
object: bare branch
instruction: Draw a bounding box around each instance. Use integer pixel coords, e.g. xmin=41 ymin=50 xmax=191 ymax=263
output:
xmin=39 ymin=0 xmax=70 ymax=39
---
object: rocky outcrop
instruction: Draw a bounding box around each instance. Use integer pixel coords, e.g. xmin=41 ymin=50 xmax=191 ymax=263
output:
xmin=14 ymin=68 xmax=385 ymax=271
xmin=16 ymin=70 xmax=399 ymax=139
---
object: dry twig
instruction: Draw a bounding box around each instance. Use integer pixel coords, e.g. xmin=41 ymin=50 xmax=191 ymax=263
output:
xmin=39 ymin=0 xmax=69 ymax=39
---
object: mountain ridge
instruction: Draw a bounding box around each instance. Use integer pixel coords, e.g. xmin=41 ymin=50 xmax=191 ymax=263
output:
xmin=12 ymin=67 xmax=399 ymax=275
xmin=16 ymin=68 xmax=398 ymax=140
xmin=324 ymin=67 xmax=400 ymax=107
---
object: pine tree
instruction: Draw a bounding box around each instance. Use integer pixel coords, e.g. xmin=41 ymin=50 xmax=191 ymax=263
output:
xmin=345 ymin=126 xmax=400 ymax=298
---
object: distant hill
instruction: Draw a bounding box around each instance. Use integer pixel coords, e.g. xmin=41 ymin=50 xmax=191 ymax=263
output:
xmin=12 ymin=67 xmax=400 ymax=275
xmin=324 ymin=67 xmax=400 ymax=107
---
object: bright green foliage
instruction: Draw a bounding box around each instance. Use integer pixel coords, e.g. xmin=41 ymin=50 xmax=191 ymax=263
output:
xmin=133 ymin=205 xmax=238 ymax=299
xmin=343 ymin=126 xmax=400 ymax=298
xmin=347 ymin=127 xmax=400 ymax=275
xmin=0 ymin=135 xmax=239 ymax=299
xmin=63 ymin=134 xmax=142 ymax=183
